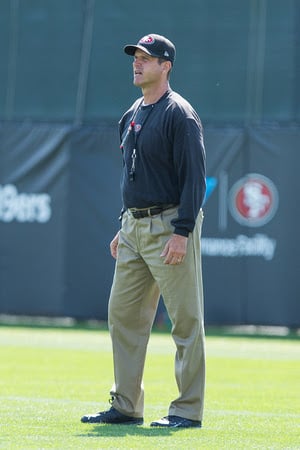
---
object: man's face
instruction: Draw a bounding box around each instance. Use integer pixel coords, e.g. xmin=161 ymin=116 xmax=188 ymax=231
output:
xmin=132 ymin=49 xmax=167 ymax=88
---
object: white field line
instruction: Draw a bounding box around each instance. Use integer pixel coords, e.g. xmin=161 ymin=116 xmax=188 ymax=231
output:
xmin=1 ymin=396 xmax=300 ymax=419
xmin=0 ymin=329 xmax=299 ymax=359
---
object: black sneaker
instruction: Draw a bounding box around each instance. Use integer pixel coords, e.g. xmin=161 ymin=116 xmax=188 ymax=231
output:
xmin=150 ymin=415 xmax=201 ymax=428
xmin=81 ymin=407 xmax=143 ymax=425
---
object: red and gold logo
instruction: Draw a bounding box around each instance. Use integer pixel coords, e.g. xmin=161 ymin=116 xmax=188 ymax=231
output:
xmin=229 ymin=174 xmax=279 ymax=227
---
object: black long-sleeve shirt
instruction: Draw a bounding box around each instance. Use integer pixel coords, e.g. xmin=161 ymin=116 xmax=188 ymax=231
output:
xmin=119 ymin=89 xmax=206 ymax=237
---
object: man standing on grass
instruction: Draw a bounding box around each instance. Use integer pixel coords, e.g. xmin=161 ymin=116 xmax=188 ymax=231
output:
xmin=81 ymin=33 xmax=206 ymax=428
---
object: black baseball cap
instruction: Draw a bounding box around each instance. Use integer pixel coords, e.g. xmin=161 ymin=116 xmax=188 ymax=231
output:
xmin=124 ymin=34 xmax=176 ymax=64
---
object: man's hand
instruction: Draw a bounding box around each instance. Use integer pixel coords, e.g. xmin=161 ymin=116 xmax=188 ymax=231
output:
xmin=160 ymin=234 xmax=188 ymax=265
xmin=110 ymin=231 xmax=120 ymax=259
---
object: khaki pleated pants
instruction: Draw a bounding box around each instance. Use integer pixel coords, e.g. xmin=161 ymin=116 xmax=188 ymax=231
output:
xmin=108 ymin=207 xmax=205 ymax=421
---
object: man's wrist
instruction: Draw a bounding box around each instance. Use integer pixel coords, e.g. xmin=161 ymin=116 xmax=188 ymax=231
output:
xmin=174 ymin=228 xmax=189 ymax=238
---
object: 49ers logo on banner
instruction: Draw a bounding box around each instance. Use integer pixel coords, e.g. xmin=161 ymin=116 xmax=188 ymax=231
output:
xmin=229 ymin=174 xmax=279 ymax=227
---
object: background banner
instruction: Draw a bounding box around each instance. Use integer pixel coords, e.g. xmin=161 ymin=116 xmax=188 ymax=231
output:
xmin=0 ymin=123 xmax=299 ymax=326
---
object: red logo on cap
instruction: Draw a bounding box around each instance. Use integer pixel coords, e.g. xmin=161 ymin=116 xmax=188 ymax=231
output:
xmin=139 ymin=35 xmax=155 ymax=45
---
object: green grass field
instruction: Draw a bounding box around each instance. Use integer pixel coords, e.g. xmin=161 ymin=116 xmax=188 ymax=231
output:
xmin=0 ymin=324 xmax=299 ymax=449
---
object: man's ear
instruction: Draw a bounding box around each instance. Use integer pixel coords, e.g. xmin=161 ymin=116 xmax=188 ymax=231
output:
xmin=163 ymin=61 xmax=172 ymax=72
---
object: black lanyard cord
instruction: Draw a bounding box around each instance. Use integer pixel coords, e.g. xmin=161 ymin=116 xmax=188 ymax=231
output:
xmin=120 ymin=99 xmax=143 ymax=150
xmin=129 ymin=104 xmax=155 ymax=181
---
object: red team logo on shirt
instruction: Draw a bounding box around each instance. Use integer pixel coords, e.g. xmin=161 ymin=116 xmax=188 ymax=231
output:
xmin=229 ymin=174 xmax=279 ymax=227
